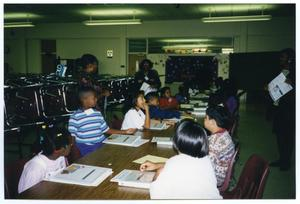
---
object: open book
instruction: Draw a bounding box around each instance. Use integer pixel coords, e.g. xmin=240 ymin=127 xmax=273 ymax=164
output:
xmin=150 ymin=122 xmax=168 ymax=130
xmin=103 ymin=134 xmax=149 ymax=147
xmin=193 ymin=107 xmax=207 ymax=112
xmin=111 ymin=169 xmax=155 ymax=189
xmin=44 ymin=163 xmax=112 ymax=186
xmin=180 ymin=104 xmax=194 ymax=109
xmin=151 ymin=137 xmax=173 ymax=146
xmin=268 ymin=72 xmax=293 ymax=102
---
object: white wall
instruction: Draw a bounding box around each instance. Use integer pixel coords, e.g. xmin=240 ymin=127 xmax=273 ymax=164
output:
xmin=4 ymin=17 xmax=295 ymax=74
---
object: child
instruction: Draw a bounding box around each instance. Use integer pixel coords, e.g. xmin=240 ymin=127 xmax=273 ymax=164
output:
xmin=121 ymin=91 xmax=151 ymax=130
xmin=78 ymin=54 xmax=111 ymax=112
xmin=140 ymin=119 xmax=222 ymax=199
xmin=159 ymin=87 xmax=179 ymax=110
xmin=18 ymin=126 xmax=71 ymax=193
xmin=68 ymin=86 xmax=136 ymax=156
xmin=146 ymin=92 xmax=180 ymax=119
xmin=175 ymin=85 xmax=189 ymax=104
xmin=204 ymin=105 xmax=235 ymax=187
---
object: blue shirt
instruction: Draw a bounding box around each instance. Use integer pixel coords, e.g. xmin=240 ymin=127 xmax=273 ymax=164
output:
xmin=149 ymin=105 xmax=180 ymax=119
xmin=68 ymin=108 xmax=109 ymax=144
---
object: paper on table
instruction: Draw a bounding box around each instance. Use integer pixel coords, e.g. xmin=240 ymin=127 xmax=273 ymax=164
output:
xmin=132 ymin=154 xmax=168 ymax=164
xmin=268 ymin=73 xmax=293 ymax=102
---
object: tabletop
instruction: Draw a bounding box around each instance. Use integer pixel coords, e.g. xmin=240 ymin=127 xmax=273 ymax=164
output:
xmin=19 ymin=128 xmax=177 ymax=200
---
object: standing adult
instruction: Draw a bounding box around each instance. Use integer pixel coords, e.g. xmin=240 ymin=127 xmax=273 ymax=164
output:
xmin=134 ymin=59 xmax=161 ymax=93
xmin=77 ymin=54 xmax=110 ymax=113
xmin=270 ymin=48 xmax=295 ymax=171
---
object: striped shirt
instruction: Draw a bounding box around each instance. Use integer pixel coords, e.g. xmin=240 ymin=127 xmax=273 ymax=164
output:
xmin=68 ymin=108 xmax=109 ymax=144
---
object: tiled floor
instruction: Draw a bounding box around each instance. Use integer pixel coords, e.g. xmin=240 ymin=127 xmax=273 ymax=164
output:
xmin=4 ymin=102 xmax=296 ymax=199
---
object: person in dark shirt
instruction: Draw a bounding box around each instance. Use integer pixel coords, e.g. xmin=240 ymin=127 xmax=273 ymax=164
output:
xmin=77 ymin=54 xmax=110 ymax=113
xmin=270 ymin=48 xmax=295 ymax=171
xmin=134 ymin=59 xmax=161 ymax=92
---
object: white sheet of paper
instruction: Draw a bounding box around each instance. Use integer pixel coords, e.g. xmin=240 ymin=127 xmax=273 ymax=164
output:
xmin=268 ymin=73 xmax=293 ymax=102
xmin=139 ymin=82 xmax=157 ymax=95
xmin=132 ymin=154 xmax=169 ymax=164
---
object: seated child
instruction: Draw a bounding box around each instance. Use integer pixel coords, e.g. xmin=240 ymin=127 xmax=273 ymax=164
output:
xmin=68 ymin=86 xmax=136 ymax=156
xmin=175 ymin=85 xmax=189 ymax=104
xmin=204 ymin=105 xmax=235 ymax=187
xmin=121 ymin=91 xmax=151 ymax=130
xmin=159 ymin=87 xmax=179 ymax=110
xmin=146 ymin=92 xmax=180 ymax=119
xmin=18 ymin=126 xmax=71 ymax=193
xmin=140 ymin=119 xmax=222 ymax=199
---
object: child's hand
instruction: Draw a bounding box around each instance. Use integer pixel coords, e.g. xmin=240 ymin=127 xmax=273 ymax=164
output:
xmin=140 ymin=161 xmax=159 ymax=171
xmin=164 ymin=120 xmax=176 ymax=126
xmin=143 ymin=103 xmax=149 ymax=111
xmin=126 ymin=128 xmax=137 ymax=135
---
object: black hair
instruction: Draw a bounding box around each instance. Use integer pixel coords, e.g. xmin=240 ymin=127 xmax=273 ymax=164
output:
xmin=139 ymin=59 xmax=153 ymax=71
xmin=145 ymin=91 xmax=159 ymax=102
xmin=280 ymin=48 xmax=295 ymax=61
xmin=37 ymin=126 xmax=70 ymax=156
xmin=80 ymin=54 xmax=99 ymax=69
xmin=78 ymin=85 xmax=97 ymax=100
xmin=206 ymin=105 xmax=232 ymax=130
xmin=160 ymin=86 xmax=171 ymax=97
xmin=131 ymin=90 xmax=145 ymax=108
xmin=173 ymin=119 xmax=208 ymax=158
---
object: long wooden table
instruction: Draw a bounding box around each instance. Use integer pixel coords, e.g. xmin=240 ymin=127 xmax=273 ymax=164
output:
xmin=19 ymin=128 xmax=176 ymax=199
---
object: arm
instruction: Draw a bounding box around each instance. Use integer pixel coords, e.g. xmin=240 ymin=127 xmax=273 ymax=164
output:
xmin=105 ymin=128 xmax=137 ymax=135
xmin=140 ymin=161 xmax=165 ymax=181
xmin=143 ymin=104 xmax=151 ymax=129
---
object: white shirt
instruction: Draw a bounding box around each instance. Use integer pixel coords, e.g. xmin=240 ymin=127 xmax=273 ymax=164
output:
xmin=121 ymin=108 xmax=145 ymax=130
xmin=150 ymin=154 xmax=222 ymax=199
xmin=18 ymin=152 xmax=66 ymax=193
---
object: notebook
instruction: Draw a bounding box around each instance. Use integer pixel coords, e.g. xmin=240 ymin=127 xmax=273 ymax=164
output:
xmin=180 ymin=104 xmax=194 ymax=109
xmin=132 ymin=154 xmax=169 ymax=164
xmin=111 ymin=169 xmax=155 ymax=189
xmin=150 ymin=122 xmax=168 ymax=130
xmin=151 ymin=137 xmax=173 ymax=146
xmin=44 ymin=163 xmax=112 ymax=186
xmin=103 ymin=134 xmax=149 ymax=147
xmin=191 ymin=111 xmax=206 ymax=117
xmin=193 ymin=107 xmax=207 ymax=112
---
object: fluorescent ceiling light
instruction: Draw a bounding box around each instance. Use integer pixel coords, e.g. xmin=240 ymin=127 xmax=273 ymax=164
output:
xmin=4 ymin=12 xmax=41 ymax=19
xmin=83 ymin=19 xmax=142 ymax=26
xmin=79 ymin=9 xmax=147 ymax=16
xmin=202 ymin=15 xmax=272 ymax=23
xmin=163 ymin=44 xmax=210 ymax=50
xmin=4 ymin=22 xmax=35 ymax=28
xmin=159 ymin=39 xmax=213 ymax=43
xmin=199 ymin=4 xmax=277 ymax=13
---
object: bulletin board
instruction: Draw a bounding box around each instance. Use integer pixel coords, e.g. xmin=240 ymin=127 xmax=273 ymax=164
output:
xmin=165 ymin=56 xmax=218 ymax=90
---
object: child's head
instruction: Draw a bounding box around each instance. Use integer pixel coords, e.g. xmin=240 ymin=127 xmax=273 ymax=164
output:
xmin=160 ymin=87 xmax=172 ymax=98
xmin=78 ymin=86 xmax=97 ymax=109
xmin=173 ymin=119 xmax=208 ymax=158
xmin=204 ymin=105 xmax=232 ymax=132
xmin=40 ymin=126 xmax=71 ymax=157
xmin=81 ymin=54 xmax=98 ymax=74
xmin=145 ymin=92 xmax=159 ymax=106
xmin=132 ymin=90 xmax=146 ymax=109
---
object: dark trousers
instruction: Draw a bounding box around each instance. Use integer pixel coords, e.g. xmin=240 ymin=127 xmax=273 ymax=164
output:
xmin=275 ymin=130 xmax=295 ymax=167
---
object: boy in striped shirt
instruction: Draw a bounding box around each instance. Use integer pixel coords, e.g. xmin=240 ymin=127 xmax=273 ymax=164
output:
xmin=68 ymin=86 xmax=136 ymax=156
